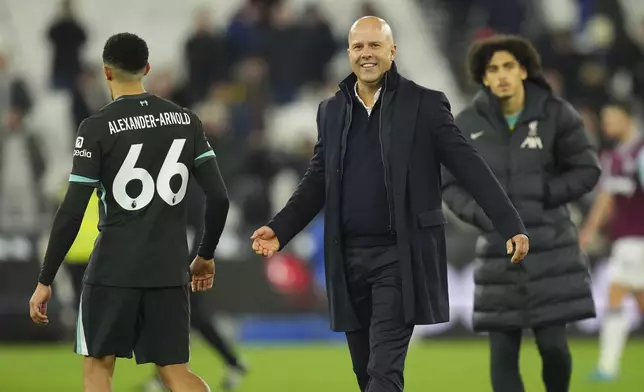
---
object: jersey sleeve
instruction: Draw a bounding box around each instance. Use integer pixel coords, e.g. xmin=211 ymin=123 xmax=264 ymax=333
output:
xmin=191 ymin=112 xmax=216 ymax=169
xmin=69 ymin=119 xmax=102 ymax=188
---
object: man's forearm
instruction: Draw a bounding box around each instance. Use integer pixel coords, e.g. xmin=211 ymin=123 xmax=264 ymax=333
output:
xmin=442 ymin=169 xmax=493 ymax=230
xmin=268 ymin=106 xmax=326 ymax=248
xmin=38 ymin=184 xmax=94 ymax=285
xmin=433 ymin=93 xmax=526 ymax=239
xmin=193 ymin=159 xmax=230 ymax=259
xmin=267 ymin=173 xmax=325 ymax=249
xmin=442 ymin=146 xmax=525 ymax=238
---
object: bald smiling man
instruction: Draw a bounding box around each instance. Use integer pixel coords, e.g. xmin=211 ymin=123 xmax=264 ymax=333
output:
xmin=251 ymin=17 xmax=530 ymax=392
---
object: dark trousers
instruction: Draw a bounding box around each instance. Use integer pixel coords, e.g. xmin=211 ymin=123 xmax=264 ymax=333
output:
xmin=344 ymin=245 xmax=414 ymax=392
xmin=65 ymin=261 xmax=240 ymax=368
xmin=489 ymin=325 xmax=572 ymax=392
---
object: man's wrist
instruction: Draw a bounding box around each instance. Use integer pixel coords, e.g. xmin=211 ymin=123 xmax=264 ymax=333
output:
xmin=196 ymin=249 xmax=214 ymax=260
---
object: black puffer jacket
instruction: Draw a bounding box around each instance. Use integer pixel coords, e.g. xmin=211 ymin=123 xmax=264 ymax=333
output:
xmin=442 ymin=82 xmax=600 ymax=331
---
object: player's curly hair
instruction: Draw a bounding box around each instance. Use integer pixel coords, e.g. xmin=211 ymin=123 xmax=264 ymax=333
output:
xmin=102 ymin=33 xmax=149 ymax=78
xmin=467 ymin=34 xmax=544 ymax=86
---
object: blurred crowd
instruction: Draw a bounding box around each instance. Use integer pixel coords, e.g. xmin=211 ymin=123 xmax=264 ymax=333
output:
xmin=1 ymin=0 xmax=643 ymax=268
xmin=420 ymin=0 xmax=644 ymax=265
xmin=0 ymin=0 xmax=349 ymax=240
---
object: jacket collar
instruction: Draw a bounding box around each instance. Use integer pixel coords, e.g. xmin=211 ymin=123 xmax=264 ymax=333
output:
xmin=339 ymin=61 xmax=400 ymax=100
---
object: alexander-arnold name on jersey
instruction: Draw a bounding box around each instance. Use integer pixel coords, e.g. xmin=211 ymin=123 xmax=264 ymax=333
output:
xmin=109 ymin=112 xmax=191 ymax=135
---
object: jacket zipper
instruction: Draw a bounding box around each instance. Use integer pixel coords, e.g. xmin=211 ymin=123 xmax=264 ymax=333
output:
xmin=378 ymin=73 xmax=394 ymax=234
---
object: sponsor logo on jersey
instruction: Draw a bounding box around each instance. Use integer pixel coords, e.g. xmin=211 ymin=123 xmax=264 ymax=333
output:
xmin=74 ymin=149 xmax=92 ymax=159
xmin=75 ymin=136 xmax=84 ymax=148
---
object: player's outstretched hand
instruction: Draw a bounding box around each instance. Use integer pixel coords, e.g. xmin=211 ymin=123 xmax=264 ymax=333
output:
xmin=250 ymin=226 xmax=280 ymax=257
xmin=29 ymin=283 xmax=52 ymax=326
xmin=506 ymin=234 xmax=530 ymax=263
xmin=190 ymin=256 xmax=215 ymax=292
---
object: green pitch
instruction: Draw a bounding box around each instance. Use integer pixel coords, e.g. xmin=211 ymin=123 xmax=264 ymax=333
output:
xmin=1 ymin=339 xmax=642 ymax=391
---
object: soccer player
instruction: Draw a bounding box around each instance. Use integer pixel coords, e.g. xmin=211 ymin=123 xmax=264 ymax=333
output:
xmin=443 ymin=35 xmax=600 ymax=392
xmin=28 ymin=33 xmax=229 ymax=392
xmin=580 ymin=101 xmax=644 ymax=381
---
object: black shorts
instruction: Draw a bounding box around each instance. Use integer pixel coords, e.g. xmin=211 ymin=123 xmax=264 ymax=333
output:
xmin=74 ymin=284 xmax=190 ymax=366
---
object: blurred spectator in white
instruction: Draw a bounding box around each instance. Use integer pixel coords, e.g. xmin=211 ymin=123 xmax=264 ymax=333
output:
xmin=267 ymin=82 xmax=335 ymax=155
xmin=0 ymin=42 xmax=42 ymax=233
xmin=0 ymin=104 xmax=46 ymax=234
xmin=184 ymin=7 xmax=229 ymax=105
xmin=47 ymin=0 xmax=86 ymax=91
xmin=0 ymin=41 xmax=31 ymax=119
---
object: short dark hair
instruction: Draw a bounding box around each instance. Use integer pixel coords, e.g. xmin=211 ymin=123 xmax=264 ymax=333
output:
xmin=603 ymin=99 xmax=634 ymax=117
xmin=467 ymin=34 xmax=543 ymax=85
xmin=102 ymin=33 xmax=149 ymax=75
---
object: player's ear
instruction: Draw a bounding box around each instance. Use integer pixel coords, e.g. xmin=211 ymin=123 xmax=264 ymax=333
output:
xmin=104 ymin=66 xmax=113 ymax=81
xmin=144 ymin=63 xmax=151 ymax=76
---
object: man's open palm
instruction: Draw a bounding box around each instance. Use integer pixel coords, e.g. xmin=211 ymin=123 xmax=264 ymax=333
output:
xmin=251 ymin=226 xmax=280 ymax=257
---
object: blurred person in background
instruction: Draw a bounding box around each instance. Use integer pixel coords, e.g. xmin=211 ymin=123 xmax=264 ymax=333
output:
xmin=0 ymin=41 xmax=32 ymax=118
xmin=298 ymin=4 xmax=338 ymax=88
xmin=442 ymin=35 xmax=600 ymax=392
xmin=579 ymin=101 xmax=644 ymax=382
xmin=71 ymin=65 xmax=109 ymax=131
xmin=184 ymin=7 xmax=229 ymax=105
xmin=144 ymin=68 xmax=190 ymax=108
xmin=143 ymin=179 xmax=247 ymax=392
xmin=0 ymin=105 xmax=46 ymax=234
xmin=47 ymin=0 xmax=86 ymax=91
xmin=252 ymin=17 xmax=529 ymax=392
xmin=263 ymin=1 xmax=305 ymax=104
xmin=226 ymin=1 xmax=264 ymax=68
xmin=0 ymin=43 xmax=42 ymax=234
xmin=227 ymin=57 xmax=270 ymax=140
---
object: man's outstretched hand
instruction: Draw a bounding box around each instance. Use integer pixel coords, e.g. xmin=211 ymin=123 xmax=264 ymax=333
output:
xmin=506 ymin=234 xmax=530 ymax=263
xmin=190 ymin=256 xmax=215 ymax=292
xmin=251 ymin=226 xmax=280 ymax=257
xmin=29 ymin=283 xmax=51 ymax=326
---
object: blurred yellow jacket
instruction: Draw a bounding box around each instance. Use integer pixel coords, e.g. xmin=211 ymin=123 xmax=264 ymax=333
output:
xmin=62 ymin=186 xmax=100 ymax=264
